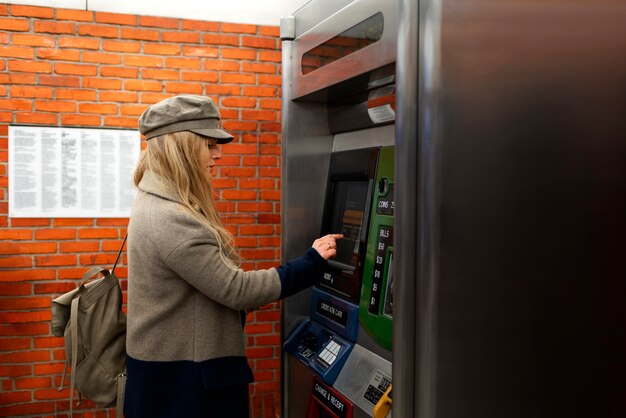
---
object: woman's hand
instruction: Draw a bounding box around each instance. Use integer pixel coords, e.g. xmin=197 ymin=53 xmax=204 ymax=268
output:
xmin=312 ymin=234 xmax=343 ymax=260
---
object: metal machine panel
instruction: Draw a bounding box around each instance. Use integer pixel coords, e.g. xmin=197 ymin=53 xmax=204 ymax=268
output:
xmin=393 ymin=1 xmax=420 ymax=416
xmin=332 ymin=125 xmax=395 ymax=153
xmin=291 ymin=0 xmax=355 ymax=38
xmin=288 ymin=358 xmax=317 ymax=418
xmin=291 ymin=0 xmax=397 ymax=99
xmin=396 ymin=1 xmax=626 ymax=418
xmin=334 ymin=344 xmax=392 ymax=417
xmin=281 ymin=32 xmax=335 ymax=418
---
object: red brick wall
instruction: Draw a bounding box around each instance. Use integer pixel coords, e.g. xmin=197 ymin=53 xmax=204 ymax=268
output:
xmin=0 ymin=4 xmax=282 ymax=417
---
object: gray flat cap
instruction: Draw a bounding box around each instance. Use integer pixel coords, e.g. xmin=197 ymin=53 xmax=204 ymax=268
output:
xmin=138 ymin=95 xmax=234 ymax=143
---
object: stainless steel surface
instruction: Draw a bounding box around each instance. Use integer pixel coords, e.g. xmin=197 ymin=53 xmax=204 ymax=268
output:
xmin=281 ymin=29 xmax=334 ymax=418
xmin=280 ymin=38 xmax=294 ymax=263
xmin=404 ymin=1 xmax=626 ymax=418
xmin=356 ymin=323 xmax=392 ymax=363
xmin=291 ymin=0 xmax=397 ymax=99
xmin=279 ymin=100 xmax=332 ymax=259
xmin=279 ymin=100 xmax=332 ymax=335
xmin=280 ymin=16 xmax=296 ymax=40
xmin=281 ymin=37 xmax=332 ymax=418
xmin=332 ymin=125 xmax=395 ymax=153
xmin=334 ymin=344 xmax=392 ymax=417
xmin=354 ymin=406 xmax=375 ymax=418
xmin=285 ymin=0 xmax=626 ymax=417
xmin=287 ymin=358 xmax=317 ymax=418
xmin=414 ymin=1 xmax=442 ymax=417
xmin=394 ymin=0 xmax=421 ymax=417
xmin=280 ymin=38 xmax=294 ymax=418
xmin=292 ymin=0 xmax=358 ymax=38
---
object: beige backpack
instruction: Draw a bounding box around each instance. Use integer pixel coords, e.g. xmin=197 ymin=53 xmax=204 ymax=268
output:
xmin=51 ymin=235 xmax=127 ymax=416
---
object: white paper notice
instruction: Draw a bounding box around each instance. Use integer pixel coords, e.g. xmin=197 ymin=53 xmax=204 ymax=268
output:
xmin=9 ymin=126 xmax=141 ymax=218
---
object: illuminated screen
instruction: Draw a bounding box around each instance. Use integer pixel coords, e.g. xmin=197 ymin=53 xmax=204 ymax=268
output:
xmin=328 ymin=181 xmax=369 ymax=270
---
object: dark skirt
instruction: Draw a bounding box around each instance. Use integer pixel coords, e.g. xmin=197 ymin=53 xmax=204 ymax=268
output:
xmin=124 ymin=354 xmax=252 ymax=418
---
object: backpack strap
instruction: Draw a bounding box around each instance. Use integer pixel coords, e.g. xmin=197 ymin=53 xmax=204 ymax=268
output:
xmin=75 ymin=234 xmax=126 ymax=287
xmin=57 ymin=360 xmax=69 ymax=391
xmin=69 ymin=296 xmax=80 ymax=415
xmin=80 ymin=266 xmax=108 ymax=284
xmin=113 ymin=233 xmax=128 ymax=416
xmin=111 ymin=233 xmax=128 ymax=275
xmin=117 ymin=372 xmax=127 ymax=417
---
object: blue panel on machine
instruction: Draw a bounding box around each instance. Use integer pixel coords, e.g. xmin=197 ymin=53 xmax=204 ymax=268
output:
xmin=284 ymin=288 xmax=360 ymax=384
xmin=284 ymin=319 xmax=354 ymax=385
xmin=309 ymin=288 xmax=359 ymax=342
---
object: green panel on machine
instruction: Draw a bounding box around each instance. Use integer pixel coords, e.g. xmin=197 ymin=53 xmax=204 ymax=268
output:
xmin=359 ymin=146 xmax=394 ymax=350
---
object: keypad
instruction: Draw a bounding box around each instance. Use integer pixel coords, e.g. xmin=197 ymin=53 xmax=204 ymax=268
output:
xmin=317 ymin=340 xmax=342 ymax=367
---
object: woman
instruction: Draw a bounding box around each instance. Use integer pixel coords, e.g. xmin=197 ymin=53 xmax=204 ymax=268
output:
xmin=124 ymin=95 xmax=341 ymax=417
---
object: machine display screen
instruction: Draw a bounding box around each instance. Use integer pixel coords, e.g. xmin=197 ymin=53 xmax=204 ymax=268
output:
xmin=328 ymin=180 xmax=369 ymax=271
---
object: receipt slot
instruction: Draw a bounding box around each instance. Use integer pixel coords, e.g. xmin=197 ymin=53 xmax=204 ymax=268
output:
xmin=307 ymin=377 xmax=354 ymax=418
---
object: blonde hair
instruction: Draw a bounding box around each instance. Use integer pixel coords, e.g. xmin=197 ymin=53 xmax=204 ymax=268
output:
xmin=134 ymin=131 xmax=241 ymax=269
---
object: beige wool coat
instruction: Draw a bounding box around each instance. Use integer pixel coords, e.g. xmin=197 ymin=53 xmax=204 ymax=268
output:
xmin=126 ymin=170 xmax=282 ymax=363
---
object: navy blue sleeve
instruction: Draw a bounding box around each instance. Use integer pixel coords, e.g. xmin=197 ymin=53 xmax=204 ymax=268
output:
xmin=277 ymin=247 xmax=327 ymax=299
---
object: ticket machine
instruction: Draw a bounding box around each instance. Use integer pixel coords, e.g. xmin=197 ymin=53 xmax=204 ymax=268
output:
xmin=280 ymin=2 xmax=397 ymax=415
xmin=283 ymin=145 xmax=395 ymax=417
xmin=280 ymin=1 xmax=626 ymax=418
xmin=278 ymin=3 xmax=399 ymax=416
